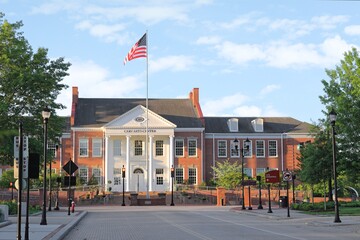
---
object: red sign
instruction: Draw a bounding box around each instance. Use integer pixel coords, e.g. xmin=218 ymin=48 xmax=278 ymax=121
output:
xmin=265 ymin=170 xmax=280 ymax=183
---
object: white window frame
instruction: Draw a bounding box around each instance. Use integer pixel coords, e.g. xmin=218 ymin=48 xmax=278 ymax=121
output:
xmin=217 ymin=140 xmax=227 ymax=158
xmin=155 ymin=140 xmax=164 ymax=156
xmin=79 ymin=138 xmax=88 ymax=157
xmin=256 ymin=168 xmax=266 ymax=175
xmin=230 ymin=140 xmax=240 ymax=158
xmin=268 ymin=140 xmax=278 ymax=157
xmin=175 ymin=168 xmax=184 ymax=184
xmin=244 ymin=168 xmax=253 ymax=177
xmin=175 ymin=139 xmax=184 ymax=157
xmin=188 ymin=168 xmax=197 ymax=185
xmin=47 ymin=142 xmax=57 ymax=157
xmin=92 ymin=168 xmax=101 ymax=184
xmin=79 ymin=167 xmax=88 ymax=183
xmin=92 ymin=138 xmax=102 ymax=157
xmin=256 ymin=140 xmax=265 ymax=158
xmin=113 ymin=139 xmax=121 ymax=156
xmin=243 ymin=140 xmax=252 ymax=158
xmin=134 ymin=140 xmax=143 ymax=156
xmin=188 ymin=139 xmax=197 ymax=157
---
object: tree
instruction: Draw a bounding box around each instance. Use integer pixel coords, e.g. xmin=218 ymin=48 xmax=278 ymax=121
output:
xmin=0 ymin=13 xmax=71 ymax=165
xmin=297 ymin=124 xmax=333 ymax=199
xmin=212 ymin=159 xmax=243 ymax=189
xmin=319 ymin=47 xmax=360 ymax=183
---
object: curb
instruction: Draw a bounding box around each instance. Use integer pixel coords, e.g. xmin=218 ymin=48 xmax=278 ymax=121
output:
xmin=49 ymin=211 xmax=88 ymax=240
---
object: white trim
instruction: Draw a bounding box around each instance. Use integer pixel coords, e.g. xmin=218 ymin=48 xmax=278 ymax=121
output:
xmin=175 ymin=128 xmax=205 ymax=132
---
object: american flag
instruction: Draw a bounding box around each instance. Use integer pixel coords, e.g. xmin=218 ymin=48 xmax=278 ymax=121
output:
xmin=123 ymin=33 xmax=147 ymax=65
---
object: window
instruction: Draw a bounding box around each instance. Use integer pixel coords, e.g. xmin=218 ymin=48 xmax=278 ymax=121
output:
xmin=188 ymin=139 xmax=197 ymax=157
xmin=244 ymin=168 xmax=253 ymax=177
xmin=114 ymin=177 xmax=121 ymax=185
xmin=113 ymin=139 xmax=121 ymax=156
xmin=269 ymin=140 xmax=278 ymax=157
xmin=230 ymin=140 xmax=240 ymax=157
xmin=175 ymin=139 xmax=184 ymax=157
xmin=256 ymin=140 xmax=265 ymax=157
xmin=256 ymin=168 xmax=266 ymax=175
xmin=79 ymin=139 xmax=88 ymax=157
xmin=155 ymin=140 xmax=164 ymax=156
xmin=92 ymin=168 xmax=101 ymax=184
xmin=114 ymin=168 xmax=121 ymax=175
xmin=175 ymin=168 xmax=184 ymax=184
xmin=217 ymin=140 xmax=227 ymax=157
xmin=92 ymin=138 xmax=102 ymax=157
xmin=79 ymin=167 xmax=88 ymax=183
xmin=188 ymin=168 xmax=197 ymax=185
xmin=243 ymin=140 xmax=252 ymax=157
xmin=134 ymin=140 xmax=143 ymax=156
xmin=48 ymin=142 xmax=57 ymax=157
xmin=156 ymin=168 xmax=163 ymax=185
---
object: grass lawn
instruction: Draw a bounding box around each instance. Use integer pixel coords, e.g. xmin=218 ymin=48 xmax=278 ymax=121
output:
xmin=302 ymin=207 xmax=360 ymax=216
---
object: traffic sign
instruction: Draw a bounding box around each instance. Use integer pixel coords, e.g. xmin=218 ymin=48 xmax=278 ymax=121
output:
xmin=63 ymin=160 xmax=78 ymax=175
xmin=13 ymin=136 xmax=29 ymax=179
xmin=283 ymin=171 xmax=292 ymax=181
xmin=265 ymin=170 xmax=280 ymax=183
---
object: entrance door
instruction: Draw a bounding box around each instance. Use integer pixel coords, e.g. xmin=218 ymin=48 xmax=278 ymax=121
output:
xmin=133 ymin=168 xmax=144 ymax=193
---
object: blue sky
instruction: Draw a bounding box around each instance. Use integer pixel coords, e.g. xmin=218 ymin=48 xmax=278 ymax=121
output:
xmin=2 ymin=0 xmax=360 ymax=122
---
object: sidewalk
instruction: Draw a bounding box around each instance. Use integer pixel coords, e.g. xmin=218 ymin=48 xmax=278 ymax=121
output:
xmin=0 ymin=209 xmax=87 ymax=240
xmin=231 ymin=205 xmax=360 ymax=226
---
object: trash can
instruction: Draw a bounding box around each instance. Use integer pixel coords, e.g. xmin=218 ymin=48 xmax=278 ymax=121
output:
xmin=279 ymin=196 xmax=288 ymax=208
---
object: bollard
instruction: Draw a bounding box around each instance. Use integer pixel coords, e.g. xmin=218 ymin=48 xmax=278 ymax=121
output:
xmin=71 ymin=200 xmax=75 ymax=213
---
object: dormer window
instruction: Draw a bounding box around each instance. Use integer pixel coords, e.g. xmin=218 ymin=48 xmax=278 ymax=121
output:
xmin=251 ymin=118 xmax=264 ymax=132
xmin=227 ymin=118 xmax=238 ymax=132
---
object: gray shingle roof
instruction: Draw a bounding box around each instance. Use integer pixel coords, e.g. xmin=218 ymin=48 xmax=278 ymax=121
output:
xmin=204 ymin=117 xmax=312 ymax=134
xmin=74 ymin=98 xmax=203 ymax=128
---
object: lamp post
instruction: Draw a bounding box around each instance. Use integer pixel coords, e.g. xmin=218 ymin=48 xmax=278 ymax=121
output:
xmin=40 ymin=106 xmax=50 ymax=225
xmin=329 ymin=108 xmax=341 ymax=223
xmin=234 ymin=138 xmax=250 ymax=210
xmin=122 ymin=165 xmax=126 ymax=206
xmin=170 ymin=165 xmax=175 ymax=206
xmin=256 ymin=176 xmax=263 ymax=209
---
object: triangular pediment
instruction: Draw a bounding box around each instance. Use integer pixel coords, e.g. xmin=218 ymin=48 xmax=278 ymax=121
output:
xmin=104 ymin=105 xmax=176 ymax=129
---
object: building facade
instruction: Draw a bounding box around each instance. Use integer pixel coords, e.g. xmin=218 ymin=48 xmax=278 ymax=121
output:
xmin=51 ymin=87 xmax=313 ymax=192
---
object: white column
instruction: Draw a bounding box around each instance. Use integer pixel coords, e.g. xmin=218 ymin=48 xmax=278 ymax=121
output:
xmin=149 ymin=135 xmax=154 ymax=191
xmin=104 ymin=136 xmax=110 ymax=191
xmin=126 ymin=135 xmax=131 ymax=192
xmin=169 ymin=135 xmax=174 ymax=191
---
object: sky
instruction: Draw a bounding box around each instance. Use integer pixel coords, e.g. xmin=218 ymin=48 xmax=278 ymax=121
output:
xmin=2 ymin=0 xmax=360 ymax=123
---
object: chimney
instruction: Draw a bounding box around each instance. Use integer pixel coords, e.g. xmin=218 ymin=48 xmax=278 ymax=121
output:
xmin=189 ymin=88 xmax=204 ymax=120
xmin=70 ymin=87 xmax=79 ymax=126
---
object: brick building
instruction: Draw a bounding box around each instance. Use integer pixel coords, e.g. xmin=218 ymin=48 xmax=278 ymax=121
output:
xmin=51 ymin=87 xmax=313 ymax=192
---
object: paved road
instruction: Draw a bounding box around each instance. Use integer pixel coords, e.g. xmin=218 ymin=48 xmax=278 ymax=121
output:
xmin=63 ymin=206 xmax=360 ymax=240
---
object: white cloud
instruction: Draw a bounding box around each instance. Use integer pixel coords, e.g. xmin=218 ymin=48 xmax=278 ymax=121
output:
xmin=344 ymin=25 xmax=360 ymax=36
xmin=202 ymin=93 xmax=248 ymax=116
xmin=56 ymin=59 xmax=144 ymax=116
xmin=260 ymin=84 xmax=281 ymax=96
xmin=75 ymin=20 xmax=128 ymax=44
xmin=213 ymin=36 xmax=357 ymax=69
xmin=195 ymin=36 xmax=222 ymax=45
xmin=311 ymin=15 xmax=349 ymax=30
xmin=150 ymin=55 xmax=194 ymax=73
xmin=215 ymin=41 xmax=265 ymax=65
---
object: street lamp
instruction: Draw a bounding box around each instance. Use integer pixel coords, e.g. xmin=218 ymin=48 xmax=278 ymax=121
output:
xmin=170 ymin=165 xmax=175 ymax=206
xmin=234 ymin=138 xmax=250 ymax=210
xmin=122 ymin=165 xmax=126 ymax=206
xmin=40 ymin=106 xmax=51 ymax=225
xmin=329 ymin=108 xmax=341 ymax=223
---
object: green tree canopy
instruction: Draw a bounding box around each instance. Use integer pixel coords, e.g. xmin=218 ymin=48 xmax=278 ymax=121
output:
xmin=319 ymin=47 xmax=360 ymax=183
xmin=0 ymin=13 xmax=71 ymax=165
xmin=212 ymin=160 xmax=243 ymax=189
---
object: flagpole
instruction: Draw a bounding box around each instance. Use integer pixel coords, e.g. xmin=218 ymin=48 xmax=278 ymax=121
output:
xmin=145 ymin=30 xmax=149 ymax=199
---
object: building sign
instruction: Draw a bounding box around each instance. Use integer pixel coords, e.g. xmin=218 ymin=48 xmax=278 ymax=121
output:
xmin=124 ymin=129 xmax=157 ymax=133
xmin=265 ymin=170 xmax=280 ymax=184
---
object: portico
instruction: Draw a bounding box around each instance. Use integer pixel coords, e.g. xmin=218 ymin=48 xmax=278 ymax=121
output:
xmin=103 ymin=105 xmax=176 ymax=193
